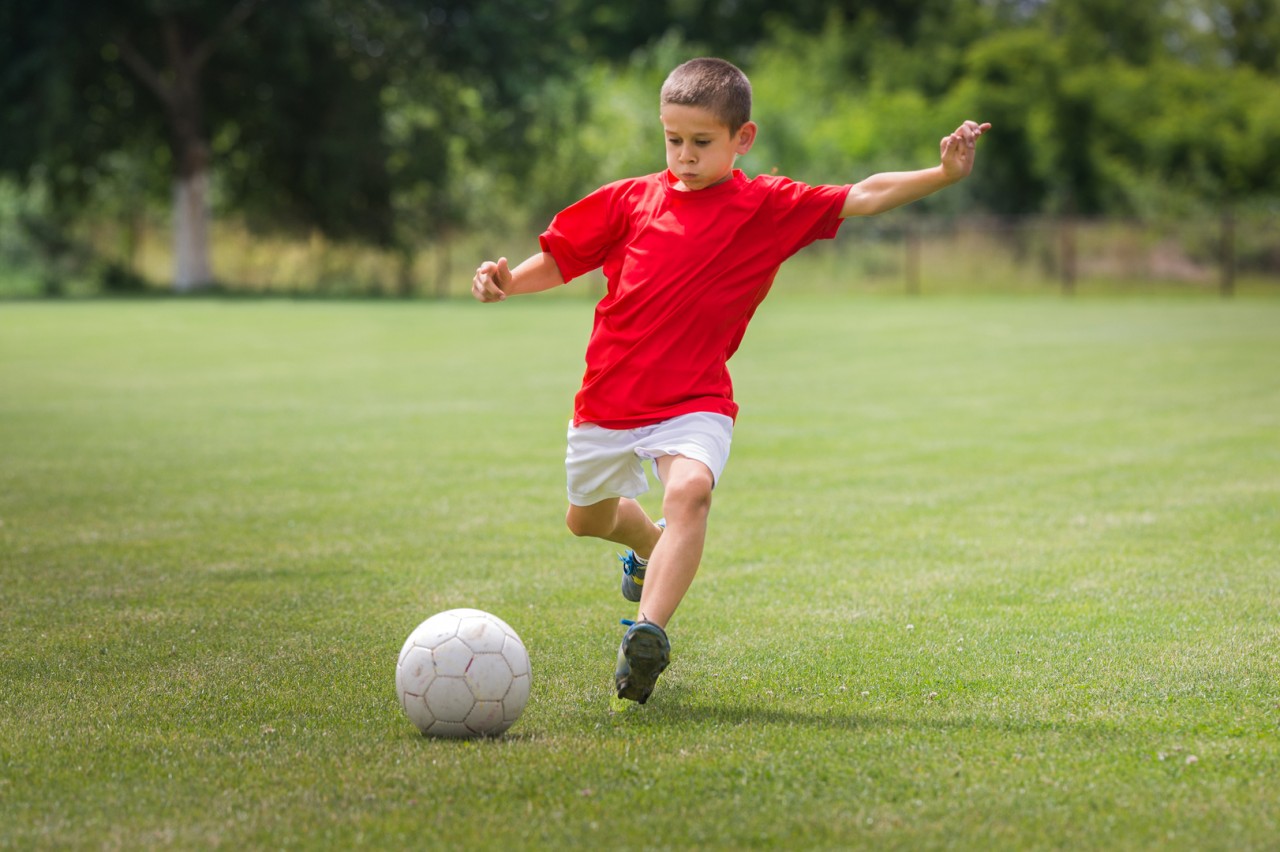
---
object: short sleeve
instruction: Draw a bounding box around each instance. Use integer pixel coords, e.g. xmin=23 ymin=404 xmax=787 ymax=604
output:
xmin=765 ymin=177 xmax=848 ymax=258
xmin=538 ymin=181 xmax=628 ymax=283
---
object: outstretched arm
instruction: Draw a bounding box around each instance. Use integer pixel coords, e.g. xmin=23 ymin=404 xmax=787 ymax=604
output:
xmin=472 ymin=252 xmax=565 ymax=302
xmin=841 ymin=120 xmax=990 ymax=218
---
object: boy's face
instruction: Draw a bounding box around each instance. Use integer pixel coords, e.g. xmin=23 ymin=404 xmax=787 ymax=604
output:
xmin=660 ymin=103 xmax=757 ymax=192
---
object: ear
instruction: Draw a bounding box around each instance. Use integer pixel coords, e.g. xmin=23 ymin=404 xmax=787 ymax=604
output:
xmin=735 ymin=121 xmax=758 ymax=155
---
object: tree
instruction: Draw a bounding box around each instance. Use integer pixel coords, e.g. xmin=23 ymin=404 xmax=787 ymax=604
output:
xmin=111 ymin=0 xmax=263 ymax=289
xmin=0 ymin=0 xmax=410 ymax=290
xmin=5 ymin=0 xmax=1277 ymax=296
xmin=0 ymin=0 xmax=613 ymax=292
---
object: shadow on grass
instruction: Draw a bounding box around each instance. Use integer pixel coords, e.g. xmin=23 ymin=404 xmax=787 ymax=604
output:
xmin=581 ymin=681 xmax=1123 ymax=740
xmin=394 ymin=694 xmax=1124 ymax=747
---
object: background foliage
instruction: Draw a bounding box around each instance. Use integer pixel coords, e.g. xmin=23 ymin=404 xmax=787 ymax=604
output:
xmin=1 ymin=0 xmax=1278 ymax=292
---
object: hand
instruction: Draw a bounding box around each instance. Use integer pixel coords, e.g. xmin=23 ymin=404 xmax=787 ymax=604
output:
xmin=472 ymin=257 xmax=511 ymax=302
xmin=939 ymin=120 xmax=991 ymax=182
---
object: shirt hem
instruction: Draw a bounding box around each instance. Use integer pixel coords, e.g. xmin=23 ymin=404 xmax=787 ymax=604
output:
xmin=573 ymin=400 xmax=739 ymax=431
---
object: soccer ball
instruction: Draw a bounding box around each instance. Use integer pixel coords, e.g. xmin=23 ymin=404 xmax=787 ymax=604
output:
xmin=395 ymin=608 xmax=531 ymax=738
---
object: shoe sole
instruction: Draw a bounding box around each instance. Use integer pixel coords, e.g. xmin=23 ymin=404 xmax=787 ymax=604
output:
xmin=616 ymin=625 xmax=670 ymax=704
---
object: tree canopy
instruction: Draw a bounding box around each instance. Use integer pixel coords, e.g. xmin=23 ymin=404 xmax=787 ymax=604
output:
xmin=1 ymin=0 xmax=1277 ymax=289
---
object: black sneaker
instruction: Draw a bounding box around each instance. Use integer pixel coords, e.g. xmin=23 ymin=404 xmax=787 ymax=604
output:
xmin=614 ymin=619 xmax=670 ymax=704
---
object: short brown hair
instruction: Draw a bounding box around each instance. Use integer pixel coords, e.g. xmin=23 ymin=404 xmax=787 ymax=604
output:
xmin=660 ymin=58 xmax=752 ymax=132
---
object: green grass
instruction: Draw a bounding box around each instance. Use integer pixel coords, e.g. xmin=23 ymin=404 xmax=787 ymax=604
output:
xmin=2 ymin=295 xmax=1278 ymax=849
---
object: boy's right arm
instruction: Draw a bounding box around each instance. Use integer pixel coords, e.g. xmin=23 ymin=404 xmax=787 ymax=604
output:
xmin=472 ymin=252 xmax=565 ymax=302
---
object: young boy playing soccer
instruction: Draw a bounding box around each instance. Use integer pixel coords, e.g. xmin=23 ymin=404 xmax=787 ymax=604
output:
xmin=473 ymin=57 xmax=989 ymax=704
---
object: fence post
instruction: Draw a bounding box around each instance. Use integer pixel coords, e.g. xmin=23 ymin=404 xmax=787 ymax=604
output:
xmin=904 ymin=222 xmax=921 ymax=296
xmin=1220 ymin=206 xmax=1236 ymax=298
xmin=1059 ymin=215 xmax=1077 ymax=296
xmin=435 ymin=237 xmax=451 ymax=299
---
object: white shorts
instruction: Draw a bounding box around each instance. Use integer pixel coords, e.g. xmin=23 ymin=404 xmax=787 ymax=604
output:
xmin=565 ymin=412 xmax=734 ymax=507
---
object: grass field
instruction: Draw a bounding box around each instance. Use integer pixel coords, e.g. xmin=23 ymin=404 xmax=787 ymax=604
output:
xmin=2 ymin=295 xmax=1278 ymax=849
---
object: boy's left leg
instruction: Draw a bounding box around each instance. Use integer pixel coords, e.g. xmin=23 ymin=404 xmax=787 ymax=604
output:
xmin=565 ymin=497 xmax=662 ymax=558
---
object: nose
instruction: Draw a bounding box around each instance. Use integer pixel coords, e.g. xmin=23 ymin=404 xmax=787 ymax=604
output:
xmin=679 ymin=143 xmax=697 ymax=163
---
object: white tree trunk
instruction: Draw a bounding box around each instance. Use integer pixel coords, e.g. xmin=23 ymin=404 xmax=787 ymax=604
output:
xmin=173 ymin=169 xmax=213 ymax=291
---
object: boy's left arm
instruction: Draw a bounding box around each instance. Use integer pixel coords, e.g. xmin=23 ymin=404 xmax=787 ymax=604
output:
xmin=841 ymin=120 xmax=990 ymax=218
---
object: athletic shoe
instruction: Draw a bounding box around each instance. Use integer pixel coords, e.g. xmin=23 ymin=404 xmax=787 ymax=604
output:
xmin=619 ymin=518 xmax=665 ymax=602
xmin=614 ymin=619 xmax=670 ymax=704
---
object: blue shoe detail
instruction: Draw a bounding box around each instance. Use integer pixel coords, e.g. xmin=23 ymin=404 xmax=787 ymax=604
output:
xmin=619 ymin=518 xmax=665 ymax=603
xmin=619 ymin=551 xmax=646 ymax=602
xmin=615 ymin=620 xmax=670 ymax=705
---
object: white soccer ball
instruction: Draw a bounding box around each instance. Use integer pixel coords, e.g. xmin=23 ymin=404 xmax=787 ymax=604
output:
xmin=395 ymin=608 xmax=531 ymax=738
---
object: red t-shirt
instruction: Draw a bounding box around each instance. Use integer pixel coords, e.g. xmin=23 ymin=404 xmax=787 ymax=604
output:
xmin=540 ymin=169 xmax=847 ymax=429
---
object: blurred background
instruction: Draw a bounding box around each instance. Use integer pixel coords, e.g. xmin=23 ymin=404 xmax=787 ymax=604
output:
xmin=2 ymin=0 xmax=1278 ymax=298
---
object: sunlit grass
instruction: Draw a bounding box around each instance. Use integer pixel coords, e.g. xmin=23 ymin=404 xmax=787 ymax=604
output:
xmin=2 ymin=297 xmax=1277 ymax=848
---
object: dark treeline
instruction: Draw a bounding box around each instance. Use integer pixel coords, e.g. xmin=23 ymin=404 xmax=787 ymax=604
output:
xmin=1 ymin=0 xmax=1278 ymax=291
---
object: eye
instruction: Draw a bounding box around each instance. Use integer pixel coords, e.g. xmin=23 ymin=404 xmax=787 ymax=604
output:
xmin=666 ymin=137 xmax=681 ymax=146
xmin=695 ymin=140 xmax=711 ymax=147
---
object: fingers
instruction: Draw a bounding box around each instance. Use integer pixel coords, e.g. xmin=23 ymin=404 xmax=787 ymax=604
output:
xmin=942 ymin=121 xmax=989 ymax=154
xmin=939 ymin=120 xmax=990 ymax=180
xmin=472 ymin=257 xmax=509 ymax=302
xmin=940 ymin=120 xmax=990 ymax=166
xmin=940 ymin=132 xmax=966 ymax=164
xmin=471 ymin=264 xmax=500 ymax=302
xmin=960 ymin=120 xmax=990 ymax=146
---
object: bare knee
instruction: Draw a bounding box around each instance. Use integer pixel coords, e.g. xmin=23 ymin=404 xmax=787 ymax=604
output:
xmin=565 ymin=511 xmax=599 ymax=538
xmin=565 ymin=504 xmax=615 ymax=539
xmin=662 ymin=476 xmax=713 ymax=524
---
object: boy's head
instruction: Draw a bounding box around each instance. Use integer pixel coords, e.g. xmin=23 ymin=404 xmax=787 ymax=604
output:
xmin=660 ymin=57 xmax=752 ymax=133
xmin=660 ymin=58 xmax=757 ymax=192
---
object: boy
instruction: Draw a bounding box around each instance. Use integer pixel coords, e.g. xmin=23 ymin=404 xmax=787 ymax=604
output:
xmin=473 ymin=57 xmax=988 ymax=704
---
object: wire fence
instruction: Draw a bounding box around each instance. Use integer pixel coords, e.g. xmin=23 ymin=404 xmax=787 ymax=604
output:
xmin=820 ymin=210 xmax=1280 ymax=298
xmin=3 ymin=209 xmax=1278 ymax=299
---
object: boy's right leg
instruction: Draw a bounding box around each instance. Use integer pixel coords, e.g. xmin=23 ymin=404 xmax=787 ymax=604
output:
xmin=634 ymin=454 xmax=713 ymax=629
xmin=565 ymin=497 xmax=672 ymax=704
xmin=615 ymin=455 xmax=712 ymax=703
